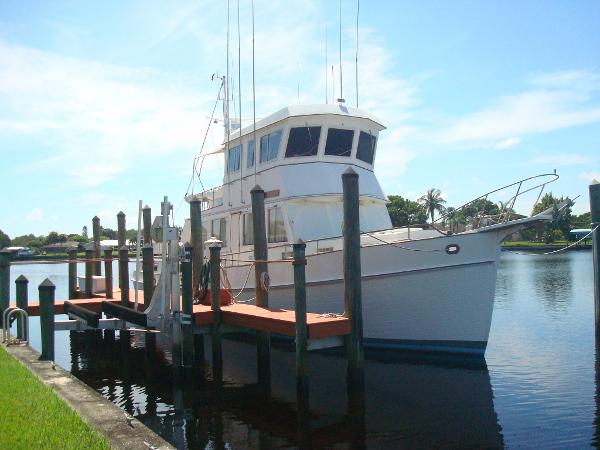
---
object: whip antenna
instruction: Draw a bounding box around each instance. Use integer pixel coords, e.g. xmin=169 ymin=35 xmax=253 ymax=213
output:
xmin=355 ymin=0 xmax=360 ymax=108
xmin=338 ymin=0 xmax=344 ymax=103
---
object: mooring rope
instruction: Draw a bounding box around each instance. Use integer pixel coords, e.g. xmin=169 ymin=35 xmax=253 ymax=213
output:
xmin=508 ymin=224 xmax=598 ymax=257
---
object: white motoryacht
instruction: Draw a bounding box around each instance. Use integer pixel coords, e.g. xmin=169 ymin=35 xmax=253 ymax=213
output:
xmin=182 ymin=103 xmax=558 ymax=356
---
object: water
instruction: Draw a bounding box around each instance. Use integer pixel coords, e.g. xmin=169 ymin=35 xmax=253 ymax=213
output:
xmin=6 ymin=251 xmax=598 ymax=448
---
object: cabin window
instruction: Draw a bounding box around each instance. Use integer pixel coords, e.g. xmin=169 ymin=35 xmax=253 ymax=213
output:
xmin=259 ymin=129 xmax=283 ymax=164
xmin=227 ymin=144 xmax=241 ymax=173
xmin=268 ymin=207 xmax=287 ymax=243
xmin=242 ymin=213 xmax=254 ymax=245
xmin=247 ymin=140 xmax=255 ymax=168
xmin=356 ymin=131 xmax=376 ymax=164
xmin=211 ymin=217 xmax=227 ymax=246
xmin=324 ymin=128 xmax=354 ymax=157
xmin=285 ymin=126 xmax=321 ymax=157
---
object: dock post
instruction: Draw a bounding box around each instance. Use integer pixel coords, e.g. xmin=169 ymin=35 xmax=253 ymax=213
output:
xmin=181 ymin=257 xmax=194 ymax=368
xmin=190 ymin=199 xmax=203 ymax=298
xmin=591 ymin=180 xmax=600 ymax=333
xmin=103 ymin=248 xmax=113 ymax=299
xmin=68 ymin=248 xmax=78 ymax=299
xmin=342 ymin=168 xmax=364 ymax=386
xmin=85 ymin=248 xmax=94 ymax=298
xmin=209 ymin=241 xmax=223 ymax=384
xmin=15 ymin=275 xmax=28 ymax=340
xmin=117 ymin=211 xmax=126 ymax=288
xmin=251 ymin=185 xmax=271 ymax=390
xmin=119 ymin=246 xmax=130 ymax=305
xmin=92 ymin=216 xmax=101 ymax=275
xmin=293 ymin=240 xmax=309 ymax=400
xmin=39 ymin=279 xmax=55 ymax=361
xmin=142 ymin=205 xmax=152 ymax=247
xmin=0 ymin=249 xmax=10 ymax=328
xmin=142 ymin=245 xmax=154 ymax=307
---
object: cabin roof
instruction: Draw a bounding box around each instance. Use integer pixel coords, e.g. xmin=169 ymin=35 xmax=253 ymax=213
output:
xmin=203 ymin=104 xmax=385 ymax=155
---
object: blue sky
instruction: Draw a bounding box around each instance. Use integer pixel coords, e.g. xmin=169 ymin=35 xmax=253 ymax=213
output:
xmin=0 ymin=0 xmax=599 ymax=237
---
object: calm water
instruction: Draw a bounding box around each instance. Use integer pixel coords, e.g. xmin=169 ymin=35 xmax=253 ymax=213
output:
xmin=6 ymin=251 xmax=598 ymax=448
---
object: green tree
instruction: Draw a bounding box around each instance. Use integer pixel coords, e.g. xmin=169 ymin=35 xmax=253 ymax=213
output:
xmin=571 ymin=211 xmax=591 ymax=229
xmin=532 ymin=192 xmax=572 ymax=241
xmin=462 ymin=198 xmax=500 ymax=219
xmin=386 ymin=195 xmax=427 ymax=227
xmin=45 ymin=231 xmax=68 ymax=245
xmin=418 ymin=188 xmax=446 ymax=223
xmin=82 ymin=226 xmax=88 ymax=239
xmin=100 ymin=227 xmax=117 ymax=240
xmin=0 ymin=229 xmax=10 ymax=249
xmin=11 ymin=234 xmax=37 ymax=247
xmin=445 ymin=207 xmax=468 ymax=233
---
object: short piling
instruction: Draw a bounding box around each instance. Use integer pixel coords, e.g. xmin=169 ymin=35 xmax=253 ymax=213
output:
xmin=92 ymin=215 xmax=101 ymax=275
xmin=591 ymin=180 xmax=600 ymax=332
xmin=342 ymin=167 xmax=364 ymax=386
xmin=142 ymin=245 xmax=154 ymax=307
xmin=15 ymin=275 xmax=28 ymax=340
xmin=209 ymin=241 xmax=223 ymax=384
xmin=251 ymin=185 xmax=271 ymax=390
xmin=85 ymin=248 xmax=94 ymax=298
xmin=39 ymin=278 xmax=56 ymax=361
xmin=104 ymin=248 xmax=113 ymax=299
xmin=190 ymin=199 xmax=203 ymax=298
xmin=181 ymin=257 xmax=194 ymax=368
xmin=68 ymin=248 xmax=78 ymax=299
xmin=119 ymin=246 xmax=130 ymax=305
xmin=293 ymin=240 xmax=309 ymax=401
xmin=0 ymin=249 xmax=10 ymax=327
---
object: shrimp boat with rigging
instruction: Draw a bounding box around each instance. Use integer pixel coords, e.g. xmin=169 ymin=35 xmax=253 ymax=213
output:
xmin=181 ymin=101 xmax=567 ymax=356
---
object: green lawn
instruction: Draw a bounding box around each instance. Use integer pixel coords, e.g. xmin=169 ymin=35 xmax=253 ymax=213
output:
xmin=0 ymin=346 xmax=110 ymax=450
xmin=502 ymin=240 xmax=569 ymax=247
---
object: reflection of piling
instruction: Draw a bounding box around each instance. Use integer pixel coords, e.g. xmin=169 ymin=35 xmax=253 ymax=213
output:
xmin=251 ymin=185 xmax=271 ymax=390
xmin=119 ymin=246 xmax=129 ymax=305
xmin=103 ymin=248 xmax=113 ymax=299
xmin=209 ymin=242 xmax=223 ymax=384
xmin=92 ymin=216 xmax=101 ymax=275
xmin=85 ymin=248 xmax=94 ymax=298
xmin=293 ymin=240 xmax=309 ymax=401
xmin=39 ymin=279 xmax=56 ymax=361
xmin=15 ymin=275 xmax=28 ymax=340
xmin=342 ymin=168 xmax=364 ymax=386
xmin=0 ymin=249 xmax=10 ymax=327
xmin=181 ymin=258 xmax=194 ymax=368
xmin=591 ymin=180 xmax=600 ymax=332
xmin=68 ymin=248 xmax=78 ymax=299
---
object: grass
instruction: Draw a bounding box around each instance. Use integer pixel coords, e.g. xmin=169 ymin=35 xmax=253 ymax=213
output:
xmin=502 ymin=240 xmax=569 ymax=247
xmin=0 ymin=346 xmax=110 ymax=450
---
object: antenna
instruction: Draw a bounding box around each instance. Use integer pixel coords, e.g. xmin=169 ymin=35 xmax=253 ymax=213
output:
xmin=355 ymin=0 xmax=360 ymax=108
xmin=237 ymin=0 xmax=243 ymax=203
xmin=338 ymin=0 xmax=344 ymax=103
xmin=252 ymin=0 xmax=257 ymax=184
xmin=325 ymin=25 xmax=328 ymax=104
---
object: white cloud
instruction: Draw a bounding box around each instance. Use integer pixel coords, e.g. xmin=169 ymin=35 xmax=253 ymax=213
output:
xmin=25 ymin=208 xmax=43 ymax=221
xmin=494 ymin=136 xmax=521 ymax=149
xmin=580 ymin=172 xmax=600 ymax=184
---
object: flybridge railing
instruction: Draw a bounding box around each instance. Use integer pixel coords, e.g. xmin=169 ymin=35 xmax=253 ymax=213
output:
xmin=434 ymin=173 xmax=560 ymax=230
xmin=198 ymin=185 xmax=225 ymax=211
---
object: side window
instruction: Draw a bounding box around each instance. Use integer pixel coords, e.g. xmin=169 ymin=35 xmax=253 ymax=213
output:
xmin=285 ymin=126 xmax=321 ymax=157
xmin=227 ymin=144 xmax=241 ymax=173
xmin=211 ymin=218 xmax=227 ymax=246
xmin=325 ymin=128 xmax=354 ymax=157
xmin=247 ymin=140 xmax=255 ymax=168
xmin=242 ymin=213 xmax=254 ymax=245
xmin=259 ymin=129 xmax=283 ymax=164
xmin=356 ymin=131 xmax=377 ymax=164
xmin=268 ymin=207 xmax=287 ymax=243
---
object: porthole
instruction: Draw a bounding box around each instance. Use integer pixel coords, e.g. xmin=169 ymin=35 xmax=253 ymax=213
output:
xmin=446 ymin=244 xmax=460 ymax=255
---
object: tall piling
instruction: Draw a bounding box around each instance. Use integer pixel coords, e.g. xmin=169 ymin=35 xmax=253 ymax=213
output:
xmin=190 ymin=199 xmax=203 ymax=298
xmin=104 ymin=248 xmax=113 ymax=299
xmin=251 ymin=185 xmax=271 ymax=390
xmin=142 ymin=205 xmax=152 ymax=246
xmin=342 ymin=167 xmax=364 ymax=386
xmin=209 ymin=241 xmax=223 ymax=385
xmin=181 ymin=257 xmax=194 ymax=368
xmin=15 ymin=275 xmax=28 ymax=340
xmin=117 ymin=211 xmax=126 ymax=288
xmin=591 ymin=180 xmax=600 ymax=333
xmin=142 ymin=245 xmax=154 ymax=307
xmin=92 ymin=216 xmax=101 ymax=275
xmin=39 ymin=278 xmax=56 ymax=361
xmin=68 ymin=248 xmax=78 ymax=299
xmin=85 ymin=248 xmax=94 ymax=298
xmin=293 ymin=240 xmax=309 ymax=402
xmin=0 ymin=249 xmax=10 ymax=327
xmin=119 ymin=246 xmax=130 ymax=305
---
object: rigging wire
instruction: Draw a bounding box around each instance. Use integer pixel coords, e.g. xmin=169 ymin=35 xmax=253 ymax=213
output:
xmin=355 ymin=0 xmax=360 ymax=108
xmin=339 ymin=0 xmax=343 ymax=101
xmin=237 ymin=0 xmax=243 ymax=204
xmin=252 ymin=0 xmax=257 ymax=185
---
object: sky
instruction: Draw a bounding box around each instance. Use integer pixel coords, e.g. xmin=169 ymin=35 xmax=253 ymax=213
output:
xmin=0 ymin=0 xmax=599 ymax=238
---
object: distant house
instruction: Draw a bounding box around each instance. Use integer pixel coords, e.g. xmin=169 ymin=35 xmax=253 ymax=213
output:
xmin=41 ymin=241 xmax=79 ymax=254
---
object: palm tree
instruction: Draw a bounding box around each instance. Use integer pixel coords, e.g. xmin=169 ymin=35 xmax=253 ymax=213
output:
xmin=418 ymin=188 xmax=446 ymax=223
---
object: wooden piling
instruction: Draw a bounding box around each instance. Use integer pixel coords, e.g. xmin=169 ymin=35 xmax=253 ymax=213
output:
xmin=142 ymin=205 xmax=152 ymax=247
xmin=591 ymin=180 xmax=600 ymax=332
xmin=142 ymin=245 xmax=154 ymax=307
xmin=68 ymin=248 xmax=78 ymax=299
xmin=0 ymin=249 xmax=10 ymax=327
xmin=342 ymin=167 xmax=364 ymax=385
xmin=15 ymin=275 xmax=28 ymax=340
xmin=103 ymin=248 xmax=113 ymax=299
xmin=117 ymin=211 xmax=126 ymax=288
xmin=181 ymin=257 xmax=194 ymax=368
xmin=293 ymin=240 xmax=309 ymax=400
xmin=92 ymin=216 xmax=101 ymax=275
xmin=209 ymin=242 xmax=223 ymax=384
xmin=85 ymin=248 xmax=94 ymax=298
xmin=190 ymin=199 xmax=203 ymax=298
xmin=119 ymin=246 xmax=129 ymax=305
xmin=251 ymin=185 xmax=271 ymax=390
xmin=39 ymin=278 xmax=56 ymax=361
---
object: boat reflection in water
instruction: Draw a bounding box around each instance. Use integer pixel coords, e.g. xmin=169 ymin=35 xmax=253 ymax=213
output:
xmin=69 ymin=331 xmax=503 ymax=449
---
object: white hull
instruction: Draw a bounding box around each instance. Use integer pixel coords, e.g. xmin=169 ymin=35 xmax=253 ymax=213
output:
xmin=223 ymin=229 xmax=502 ymax=355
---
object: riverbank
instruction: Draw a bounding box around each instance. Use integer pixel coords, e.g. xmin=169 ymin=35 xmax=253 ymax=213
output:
xmin=501 ymin=240 xmax=591 ymax=251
